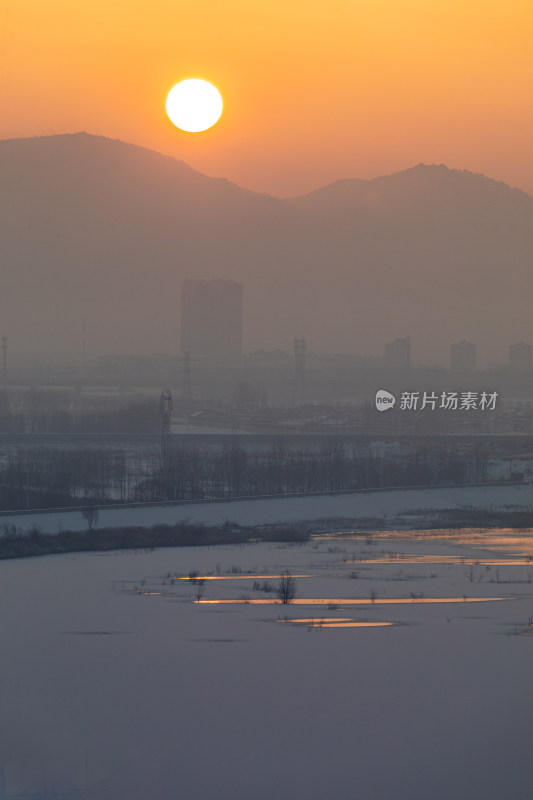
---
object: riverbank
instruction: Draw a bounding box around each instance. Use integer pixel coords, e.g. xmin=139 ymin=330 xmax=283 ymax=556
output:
xmin=1 ymin=505 xmax=533 ymax=560
xmin=0 ymin=521 xmax=310 ymax=560
xmin=0 ymin=483 xmax=532 ymax=537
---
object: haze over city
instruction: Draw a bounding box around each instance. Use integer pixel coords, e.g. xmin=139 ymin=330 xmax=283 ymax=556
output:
xmin=2 ymin=133 xmax=533 ymax=367
xmin=2 ymin=1 xmax=533 ymax=365
xmin=2 ymin=2 xmax=533 ymax=800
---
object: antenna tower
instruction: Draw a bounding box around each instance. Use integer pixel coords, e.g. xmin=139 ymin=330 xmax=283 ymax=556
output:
xmin=160 ymin=389 xmax=173 ymax=460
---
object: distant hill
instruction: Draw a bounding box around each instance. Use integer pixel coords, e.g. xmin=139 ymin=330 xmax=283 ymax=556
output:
xmin=1 ymin=132 xmax=532 ymax=366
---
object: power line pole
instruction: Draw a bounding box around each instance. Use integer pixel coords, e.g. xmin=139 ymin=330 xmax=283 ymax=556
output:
xmin=160 ymin=389 xmax=173 ymax=461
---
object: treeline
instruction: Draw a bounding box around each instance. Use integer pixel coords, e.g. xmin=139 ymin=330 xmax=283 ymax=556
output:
xmin=0 ymin=521 xmax=310 ymax=560
xmin=0 ymin=439 xmax=487 ymax=511
xmin=0 ymin=389 xmax=159 ymax=433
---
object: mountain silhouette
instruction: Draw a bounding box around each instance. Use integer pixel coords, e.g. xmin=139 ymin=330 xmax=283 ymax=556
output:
xmin=1 ymin=132 xmax=532 ymax=366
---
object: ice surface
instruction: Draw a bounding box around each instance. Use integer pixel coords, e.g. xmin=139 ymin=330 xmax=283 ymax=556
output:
xmin=1 ymin=528 xmax=532 ymax=799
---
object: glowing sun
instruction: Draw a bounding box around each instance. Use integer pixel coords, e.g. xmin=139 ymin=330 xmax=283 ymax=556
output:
xmin=166 ymin=79 xmax=223 ymax=133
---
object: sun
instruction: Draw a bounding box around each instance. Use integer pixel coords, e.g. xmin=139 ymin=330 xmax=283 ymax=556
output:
xmin=166 ymin=79 xmax=223 ymax=133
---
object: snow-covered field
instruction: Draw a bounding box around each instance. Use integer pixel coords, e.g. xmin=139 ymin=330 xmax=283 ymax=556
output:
xmin=1 ymin=483 xmax=533 ymax=535
xmin=1 ymin=526 xmax=532 ymax=799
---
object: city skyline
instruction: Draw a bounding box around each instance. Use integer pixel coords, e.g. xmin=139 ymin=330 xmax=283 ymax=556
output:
xmin=1 ymin=3 xmax=532 ymax=800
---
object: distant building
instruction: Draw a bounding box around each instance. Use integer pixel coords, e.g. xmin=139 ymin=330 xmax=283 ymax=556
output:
xmin=509 ymin=341 xmax=532 ymax=374
xmin=450 ymin=341 xmax=476 ymax=372
xmin=181 ymin=279 xmax=243 ymax=358
xmin=385 ymin=337 xmax=411 ymax=368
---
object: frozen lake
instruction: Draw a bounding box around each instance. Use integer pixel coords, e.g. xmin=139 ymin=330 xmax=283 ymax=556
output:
xmin=1 ymin=527 xmax=532 ymax=799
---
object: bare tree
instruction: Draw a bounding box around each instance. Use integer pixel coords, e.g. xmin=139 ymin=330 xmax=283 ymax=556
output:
xmin=188 ymin=570 xmax=206 ymax=586
xmin=193 ymin=582 xmax=206 ymax=603
xmin=277 ymin=570 xmax=297 ymax=604
xmin=82 ymin=505 xmax=99 ymax=532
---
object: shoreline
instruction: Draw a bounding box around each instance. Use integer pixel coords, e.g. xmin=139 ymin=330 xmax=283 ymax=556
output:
xmin=1 ymin=507 xmax=532 ymax=561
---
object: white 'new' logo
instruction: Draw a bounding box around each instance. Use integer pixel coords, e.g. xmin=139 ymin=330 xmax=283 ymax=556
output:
xmin=375 ymin=390 xmax=396 ymax=411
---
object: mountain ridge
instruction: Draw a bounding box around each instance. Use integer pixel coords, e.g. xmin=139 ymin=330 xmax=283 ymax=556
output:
xmin=3 ymin=131 xmax=531 ymax=204
xmin=1 ymin=132 xmax=532 ymax=365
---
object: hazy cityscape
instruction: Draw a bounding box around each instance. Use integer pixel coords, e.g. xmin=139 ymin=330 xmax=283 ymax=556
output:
xmin=1 ymin=140 xmax=533 ymax=800
xmin=2 ymin=2 xmax=533 ymax=798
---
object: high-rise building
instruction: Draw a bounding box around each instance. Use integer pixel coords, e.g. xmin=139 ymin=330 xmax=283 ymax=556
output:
xmin=450 ymin=341 xmax=476 ymax=372
xmin=509 ymin=341 xmax=532 ymax=374
xmin=385 ymin=337 xmax=411 ymax=368
xmin=181 ymin=279 xmax=243 ymax=358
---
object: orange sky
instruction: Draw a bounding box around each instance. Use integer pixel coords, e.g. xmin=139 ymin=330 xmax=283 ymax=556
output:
xmin=1 ymin=0 xmax=532 ymax=196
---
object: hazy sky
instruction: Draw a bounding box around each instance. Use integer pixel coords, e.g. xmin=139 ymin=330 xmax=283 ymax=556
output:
xmin=1 ymin=0 xmax=532 ymax=196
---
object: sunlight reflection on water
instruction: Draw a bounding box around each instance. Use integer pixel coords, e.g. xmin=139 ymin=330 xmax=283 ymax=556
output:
xmin=278 ymin=618 xmax=394 ymax=628
xmin=176 ymin=574 xmax=312 ymax=580
xmin=198 ymin=597 xmax=506 ymax=605
xmin=346 ymin=555 xmax=532 ymax=566
xmin=314 ymin=527 xmax=533 ymax=557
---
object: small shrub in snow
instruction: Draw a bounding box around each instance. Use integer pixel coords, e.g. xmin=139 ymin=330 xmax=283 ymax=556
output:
xmin=276 ymin=571 xmax=297 ymax=604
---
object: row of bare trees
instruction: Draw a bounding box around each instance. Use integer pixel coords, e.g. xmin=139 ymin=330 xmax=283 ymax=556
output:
xmin=0 ymin=389 xmax=160 ymax=434
xmin=0 ymin=439 xmax=487 ymax=511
